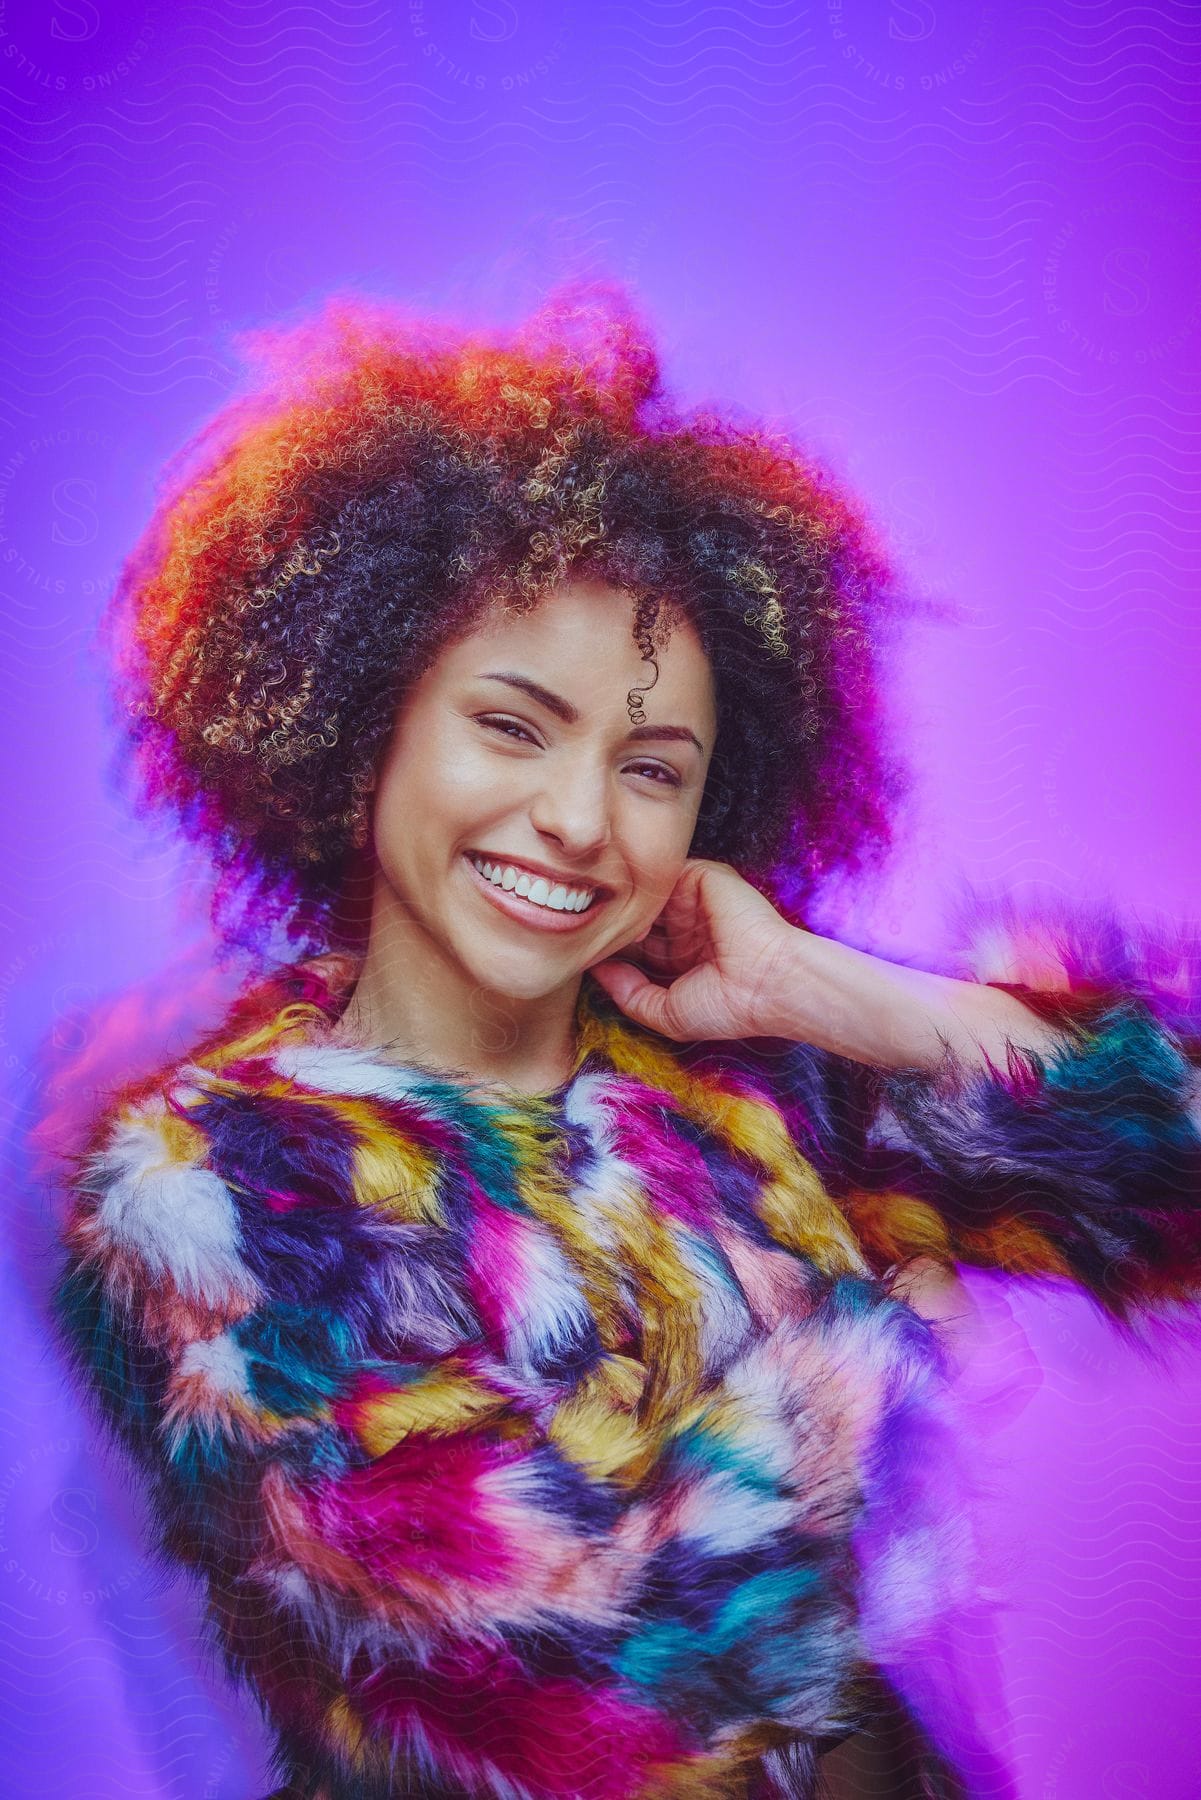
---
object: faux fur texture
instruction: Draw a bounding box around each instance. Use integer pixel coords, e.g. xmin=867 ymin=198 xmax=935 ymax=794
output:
xmin=835 ymin=895 xmax=1201 ymax=1338
xmin=49 ymin=930 xmax=1201 ymax=1799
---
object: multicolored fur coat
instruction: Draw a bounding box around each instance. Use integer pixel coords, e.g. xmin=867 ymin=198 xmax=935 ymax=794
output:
xmin=49 ymin=910 xmax=1201 ymax=1800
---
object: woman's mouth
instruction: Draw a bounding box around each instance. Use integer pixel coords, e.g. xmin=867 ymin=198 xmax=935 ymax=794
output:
xmin=462 ymin=852 xmax=610 ymax=934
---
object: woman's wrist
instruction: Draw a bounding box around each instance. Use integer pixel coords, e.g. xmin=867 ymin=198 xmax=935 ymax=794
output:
xmin=761 ymin=925 xmax=1074 ymax=1073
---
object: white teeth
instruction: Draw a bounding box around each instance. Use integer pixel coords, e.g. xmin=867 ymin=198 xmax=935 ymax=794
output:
xmin=470 ymin=856 xmax=595 ymax=914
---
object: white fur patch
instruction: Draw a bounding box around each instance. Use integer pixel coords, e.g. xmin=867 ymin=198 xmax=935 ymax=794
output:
xmin=711 ymin=1345 xmax=805 ymax=1483
xmin=560 ymin=1156 xmax=623 ymax=1251
xmin=504 ymin=1219 xmax=595 ymax=1380
xmin=90 ymin=1097 xmax=255 ymax=1305
xmin=671 ymin=1469 xmax=794 ymax=1553
xmin=562 ymin=1071 xmax=614 ymax=1139
xmin=271 ymin=1042 xmax=434 ymax=1101
xmin=669 ymin=1228 xmax=754 ymax=1374
xmin=562 ymin=1074 xmax=648 ymax=1251
xmin=177 ymin=1330 xmax=250 ymax=1397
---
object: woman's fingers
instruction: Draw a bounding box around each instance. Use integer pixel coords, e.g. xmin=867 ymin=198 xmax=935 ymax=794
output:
xmin=639 ymin=933 xmax=693 ymax=977
xmin=587 ymin=958 xmax=680 ymax=1036
xmin=640 ymin=884 xmax=712 ymax=968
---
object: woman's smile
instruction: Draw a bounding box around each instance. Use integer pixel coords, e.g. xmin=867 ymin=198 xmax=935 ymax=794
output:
xmin=462 ymin=849 xmax=614 ymax=933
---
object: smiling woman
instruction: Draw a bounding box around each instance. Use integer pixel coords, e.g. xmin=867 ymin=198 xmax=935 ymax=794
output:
xmin=46 ymin=281 xmax=1201 ymax=1800
xmin=331 ymin=580 xmax=717 ymax=1096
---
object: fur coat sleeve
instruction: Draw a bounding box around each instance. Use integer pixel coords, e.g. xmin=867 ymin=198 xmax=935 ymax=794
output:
xmin=767 ymin=895 xmax=1201 ymax=1328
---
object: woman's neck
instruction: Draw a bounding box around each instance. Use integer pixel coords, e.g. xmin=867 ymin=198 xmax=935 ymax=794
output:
xmin=329 ymin=880 xmax=585 ymax=1097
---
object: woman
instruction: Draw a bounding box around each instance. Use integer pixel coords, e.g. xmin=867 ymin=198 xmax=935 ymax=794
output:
xmin=50 ymin=283 xmax=1201 ymax=1799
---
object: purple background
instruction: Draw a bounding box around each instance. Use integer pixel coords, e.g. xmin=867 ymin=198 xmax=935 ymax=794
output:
xmin=3 ymin=2 xmax=1200 ymax=1795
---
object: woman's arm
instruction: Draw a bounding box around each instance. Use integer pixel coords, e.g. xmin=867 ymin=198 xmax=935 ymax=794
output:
xmin=597 ymin=866 xmax=1201 ymax=1322
xmin=758 ymin=898 xmax=1201 ymax=1325
xmin=759 ymin=920 xmax=1077 ymax=1075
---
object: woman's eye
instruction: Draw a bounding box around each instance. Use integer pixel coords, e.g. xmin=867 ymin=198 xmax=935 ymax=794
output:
xmin=478 ymin=716 xmax=684 ymax=788
xmin=478 ymin=715 xmax=537 ymax=744
xmin=630 ymin=762 xmax=681 ymax=788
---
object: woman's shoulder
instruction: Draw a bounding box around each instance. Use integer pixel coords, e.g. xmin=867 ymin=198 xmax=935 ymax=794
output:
xmin=57 ymin=1049 xmax=264 ymax=1336
xmin=63 ymin=951 xmax=302 ymax=1125
xmin=55 ymin=954 xmax=363 ymax=1272
xmin=49 ymin=954 xmax=478 ymax=1456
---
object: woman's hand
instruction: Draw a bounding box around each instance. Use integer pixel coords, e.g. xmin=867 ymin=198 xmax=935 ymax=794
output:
xmin=586 ymin=858 xmax=801 ymax=1042
xmin=587 ymin=857 xmax=1074 ymax=1072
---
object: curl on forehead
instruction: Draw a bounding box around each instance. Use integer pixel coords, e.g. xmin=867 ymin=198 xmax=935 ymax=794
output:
xmin=103 ymin=278 xmax=918 ymax=961
xmin=416 ymin=579 xmax=716 ymax=754
xmin=440 ymin=579 xmax=708 ymax=712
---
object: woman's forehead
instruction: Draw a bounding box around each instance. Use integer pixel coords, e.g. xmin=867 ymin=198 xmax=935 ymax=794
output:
xmin=443 ymin=584 xmax=716 ymax=715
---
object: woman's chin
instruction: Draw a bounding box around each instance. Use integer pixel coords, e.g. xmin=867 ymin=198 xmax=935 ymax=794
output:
xmin=454 ymin=943 xmax=591 ymax=1006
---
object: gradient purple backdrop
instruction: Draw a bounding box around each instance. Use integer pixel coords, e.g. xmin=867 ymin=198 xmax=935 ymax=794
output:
xmin=3 ymin=3 xmax=1199 ymax=1796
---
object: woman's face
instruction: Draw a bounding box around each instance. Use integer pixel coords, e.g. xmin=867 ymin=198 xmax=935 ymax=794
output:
xmin=367 ymin=580 xmax=719 ymax=1003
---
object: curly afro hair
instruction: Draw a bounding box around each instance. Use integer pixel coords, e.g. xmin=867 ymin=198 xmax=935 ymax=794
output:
xmin=103 ymin=279 xmax=918 ymax=962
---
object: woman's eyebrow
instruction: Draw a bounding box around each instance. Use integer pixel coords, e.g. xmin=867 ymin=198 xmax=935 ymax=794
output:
xmin=477 ymin=670 xmax=706 ymax=754
xmin=479 ymin=670 xmax=578 ymax=721
xmin=627 ymin=722 xmax=706 ymax=753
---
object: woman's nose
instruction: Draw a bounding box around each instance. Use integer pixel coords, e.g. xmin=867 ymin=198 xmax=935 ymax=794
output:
xmin=527 ymin=757 xmax=613 ymax=855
